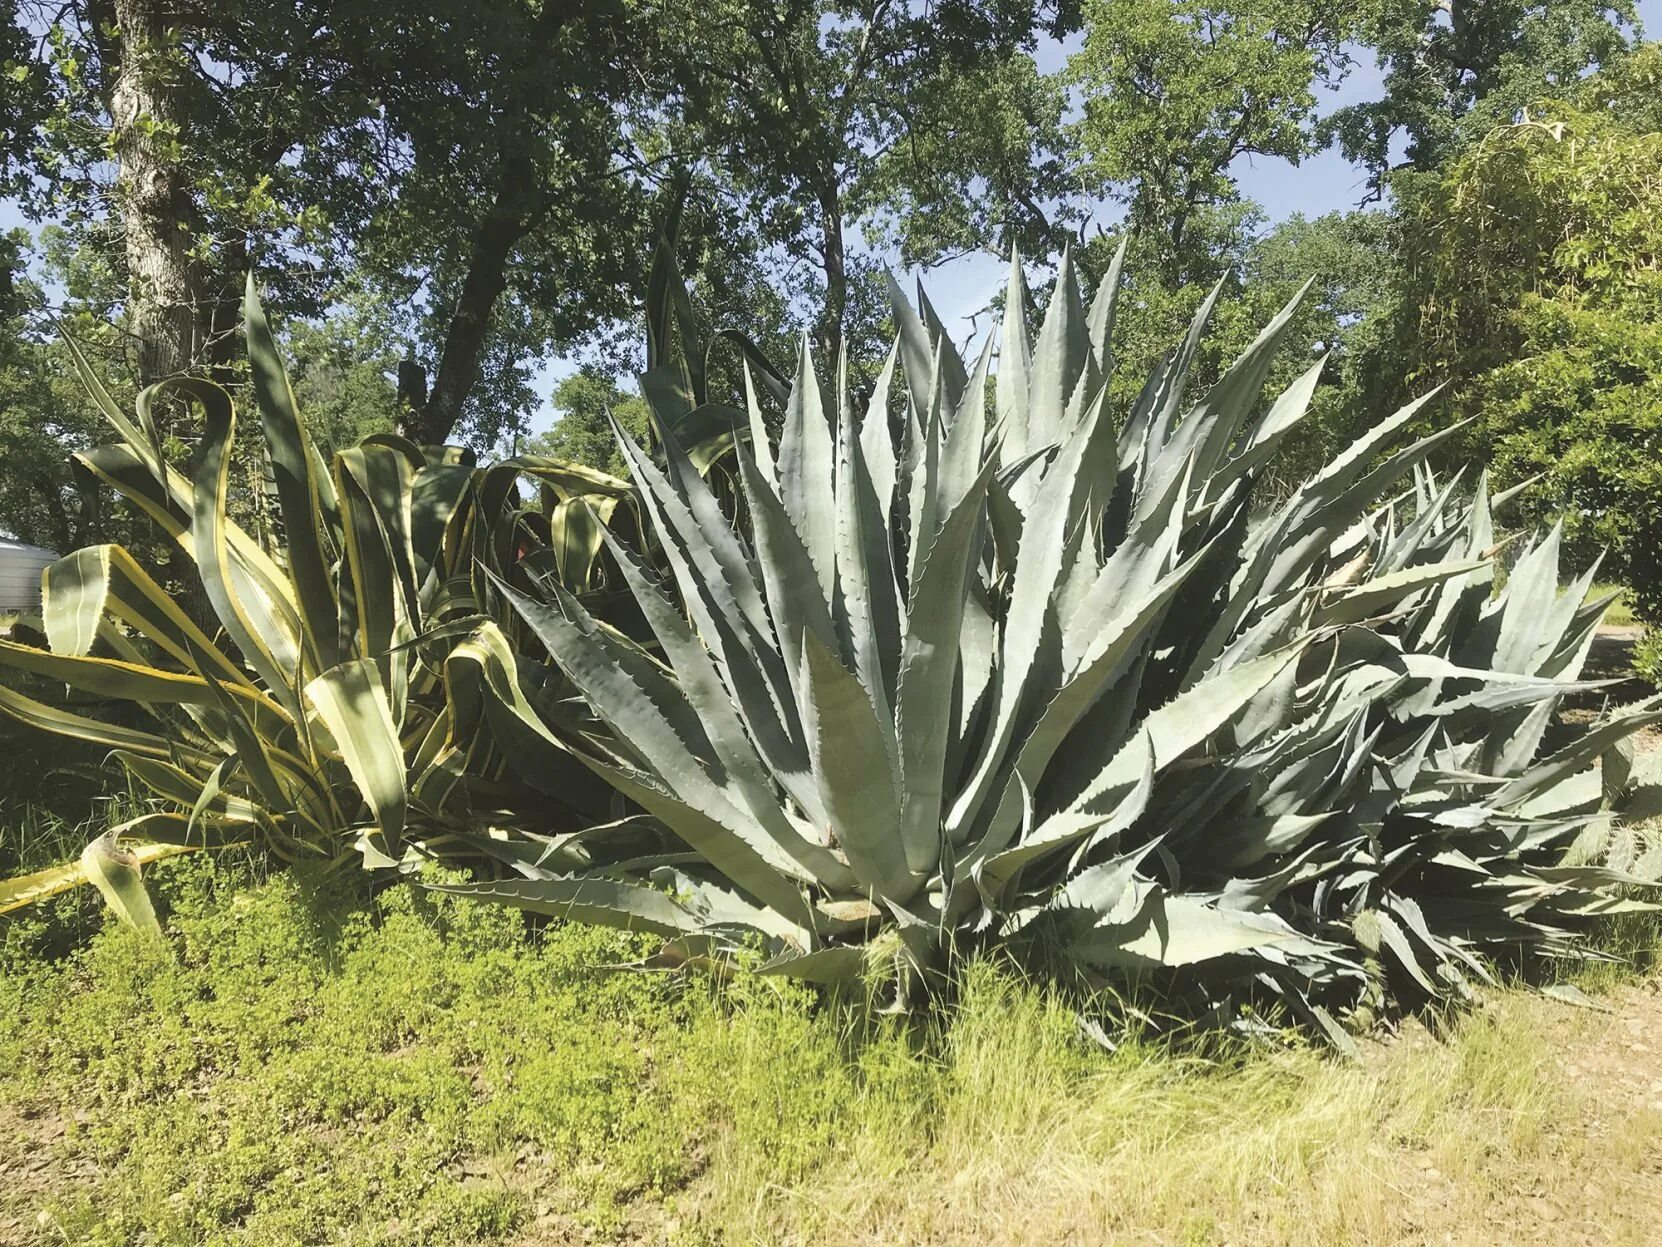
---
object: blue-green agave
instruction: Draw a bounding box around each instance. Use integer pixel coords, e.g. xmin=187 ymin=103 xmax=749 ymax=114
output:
xmin=432 ymin=249 xmax=1658 ymax=1036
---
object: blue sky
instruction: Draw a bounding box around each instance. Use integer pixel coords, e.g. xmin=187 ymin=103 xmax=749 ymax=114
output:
xmin=5 ymin=3 xmax=1657 ymax=435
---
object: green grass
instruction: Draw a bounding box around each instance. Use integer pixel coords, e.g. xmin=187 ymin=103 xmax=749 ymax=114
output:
xmin=0 ymin=858 xmax=915 ymax=1244
xmin=1591 ymin=582 xmax=1639 ymax=628
xmin=3 ymin=853 xmax=1659 ymax=1246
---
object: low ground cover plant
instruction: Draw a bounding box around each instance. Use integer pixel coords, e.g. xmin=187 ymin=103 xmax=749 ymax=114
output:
xmin=3 ymin=853 xmax=1657 ymax=1245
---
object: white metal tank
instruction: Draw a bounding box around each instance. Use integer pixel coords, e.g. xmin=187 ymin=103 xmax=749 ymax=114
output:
xmin=0 ymin=538 xmax=58 ymax=617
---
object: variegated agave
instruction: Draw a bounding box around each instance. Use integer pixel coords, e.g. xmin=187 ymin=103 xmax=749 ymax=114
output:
xmin=443 ymin=249 xmax=1654 ymax=1036
xmin=0 ymin=279 xmax=630 ymax=914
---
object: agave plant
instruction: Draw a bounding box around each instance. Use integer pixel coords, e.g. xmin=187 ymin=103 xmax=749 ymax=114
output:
xmin=0 ymin=279 xmax=636 ymax=912
xmin=442 ymin=248 xmax=1657 ymax=1035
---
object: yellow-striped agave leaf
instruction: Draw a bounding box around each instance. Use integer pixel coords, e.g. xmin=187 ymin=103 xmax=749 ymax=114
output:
xmin=304 ymin=659 xmax=410 ymax=858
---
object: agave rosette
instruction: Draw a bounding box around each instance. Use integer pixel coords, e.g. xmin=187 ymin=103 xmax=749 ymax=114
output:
xmin=0 ymin=279 xmax=627 ymax=909
xmin=444 ymin=247 xmax=1658 ymax=1034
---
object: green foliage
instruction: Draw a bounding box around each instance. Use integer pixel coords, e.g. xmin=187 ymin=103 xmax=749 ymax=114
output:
xmin=450 ymin=254 xmax=1658 ymax=1042
xmin=1633 ymin=629 xmax=1662 ymax=685
xmin=1064 ymin=4 xmax=1396 ymax=481
xmin=13 ymin=0 xmax=1086 ymax=447
xmin=281 ymin=318 xmax=403 ymax=455
xmin=1324 ymin=0 xmax=1640 ymax=195
xmin=19 ymin=0 xmax=670 ymax=443
xmin=0 ymin=247 xmax=117 ymax=552
xmin=1487 ymin=301 xmax=1662 ymax=598
xmin=0 ymin=10 xmax=48 ymax=200
xmin=524 ymin=369 xmax=652 ymax=477
xmin=0 ymin=864 xmax=686 ymax=1241
xmin=1 ymin=861 xmax=1038 ymax=1243
xmin=4 ymin=855 xmax=1655 ymax=1243
xmin=1069 ymin=0 xmax=1360 ymax=282
xmin=1382 ymin=45 xmax=1662 ymax=652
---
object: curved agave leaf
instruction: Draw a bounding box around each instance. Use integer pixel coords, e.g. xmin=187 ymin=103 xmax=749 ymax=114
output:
xmin=0 ymin=837 xmax=196 ymax=916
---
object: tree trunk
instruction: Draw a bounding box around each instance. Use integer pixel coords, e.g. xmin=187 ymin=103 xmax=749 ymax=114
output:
xmin=199 ymin=233 xmax=250 ymax=383
xmin=107 ymin=0 xmax=198 ymax=385
xmin=418 ymin=183 xmax=528 ymax=445
xmin=816 ymin=183 xmax=847 ymax=364
xmin=30 ymin=473 xmax=73 ymax=554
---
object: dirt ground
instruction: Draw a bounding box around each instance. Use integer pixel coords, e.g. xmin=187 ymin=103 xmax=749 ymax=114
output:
xmin=1381 ymin=980 xmax=1662 ymax=1247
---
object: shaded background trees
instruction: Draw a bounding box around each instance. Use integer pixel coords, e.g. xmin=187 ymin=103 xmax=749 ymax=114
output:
xmin=1 ymin=0 xmax=1659 ymax=638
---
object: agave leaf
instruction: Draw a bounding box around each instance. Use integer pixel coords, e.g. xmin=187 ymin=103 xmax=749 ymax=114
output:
xmin=754 ymin=944 xmax=866 ymax=982
xmin=79 ymin=828 xmax=164 ymax=936
xmin=954 ymin=390 xmax=1112 ymax=836
xmin=895 ymin=461 xmax=998 ymax=872
xmin=612 ymin=417 xmax=778 ymax=671
xmin=940 ymin=334 xmax=994 ymax=516
xmin=87 ymin=380 xmax=309 ymax=671
xmin=1313 ymin=561 xmax=1489 ymax=628
xmin=547 ymin=495 xmax=615 ymax=592
xmin=0 ymin=638 xmax=294 ymax=743
xmin=305 ymin=658 xmax=409 ymax=854
xmin=859 ymin=342 xmax=900 ymax=527
xmin=801 ymin=629 xmax=910 ymax=895
xmin=595 ymin=525 xmax=847 ymax=884
xmin=0 ymin=677 xmax=182 ymax=760
xmin=1136 ymin=277 xmax=1226 ymax=465
xmin=903 ymin=363 xmax=945 ymax=586
xmin=972 ymin=736 xmax=1155 ymax=896
xmin=428 ymin=874 xmax=702 ymax=937
xmin=1212 ymin=356 xmax=1327 ymax=493
xmin=1025 ymin=243 xmax=1088 ymax=450
xmin=972 ymin=543 xmax=1214 ymax=865
xmin=1375 ymin=470 xmax=1466 ymax=575
xmin=735 ymin=439 xmax=838 ymax=681
xmin=997 ymin=248 xmax=1033 ymax=454
xmin=494 ymin=574 xmax=825 ymax=908
xmin=1085 ymin=236 xmax=1128 ymax=368
xmin=1263 ymin=413 xmax=1467 ymax=598
xmin=1069 ymin=885 xmax=1306 ymax=969
xmin=1188 ymin=278 xmax=1314 ymax=485
xmin=1067 ymin=644 xmax=1309 ymax=821
xmin=508 ymin=456 xmax=634 ymax=499
xmin=0 ymin=837 xmax=196 ymax=915
xmin=742 ymin=362 xmax=778 ymax=484
xmin=336 ymin=445 xmax=420 ymax=707
xmin=189 ymin=379 xmax=306 ymax=709
xmin=834 ymin=387 xmax=904 ymax=715
xmin=1374 ymin=909 xmax=1442 ymax=996
xmin=245 ymin=275 xmax=340 ymax=673
xmin=44 ymin=546 xmax=250 ymax=687
xmin=915 ymin=281 xmax=970 ymax=410
xmin=887 ymin=271 xmax=955 ymax=422
xmin=1495 ymin=707 xmax=1662 ymax=810
xmin=775 ymin=339 xmax=838 ymax=599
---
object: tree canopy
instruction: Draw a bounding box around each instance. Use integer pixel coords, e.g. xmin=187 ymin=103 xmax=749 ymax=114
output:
xmin=1378 ymin=44 xmax=1662 ymax=631
xmin=0 ymin=0 xmax=1655 ymax=638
